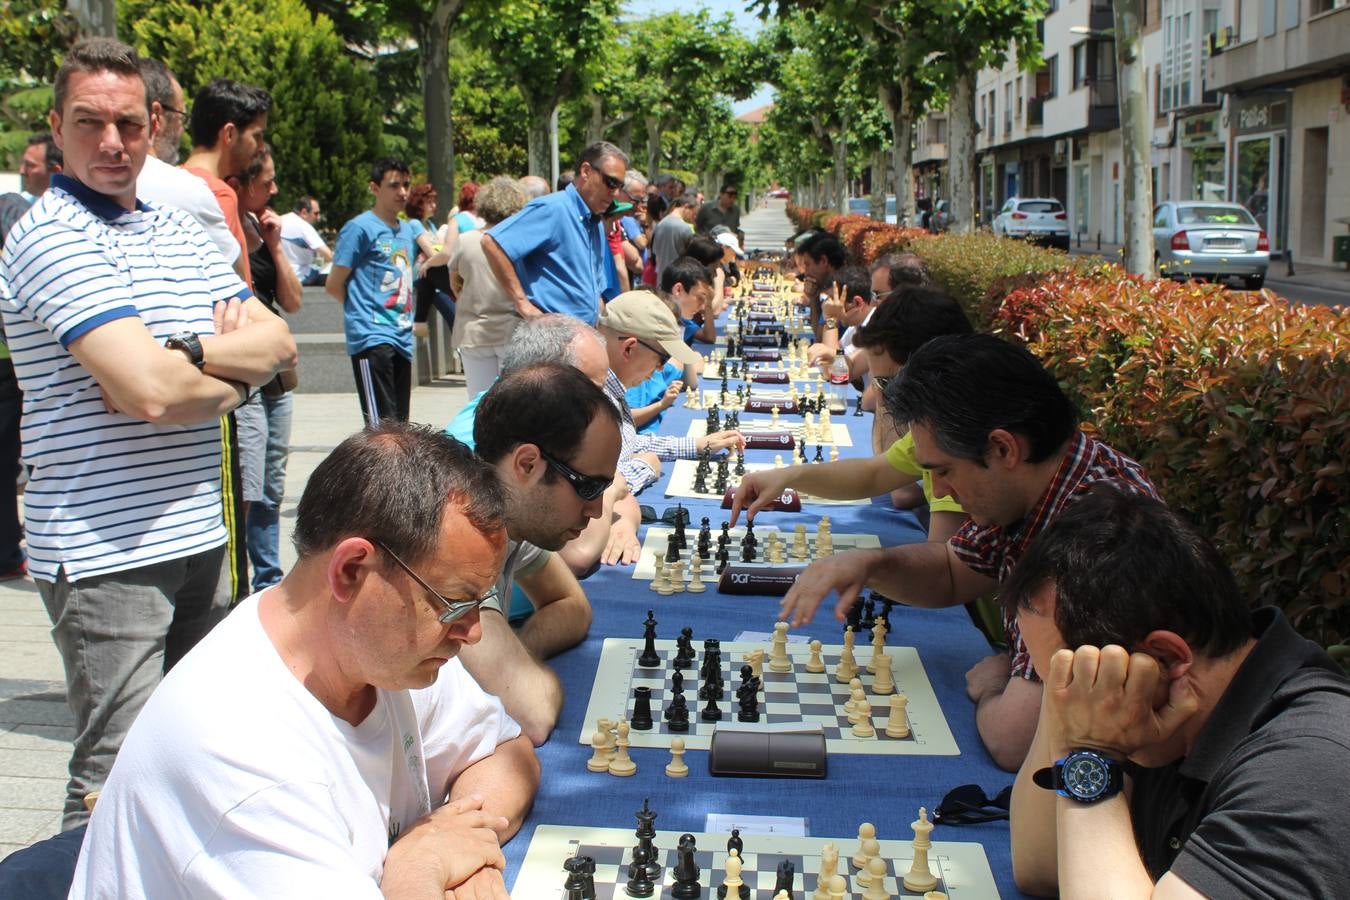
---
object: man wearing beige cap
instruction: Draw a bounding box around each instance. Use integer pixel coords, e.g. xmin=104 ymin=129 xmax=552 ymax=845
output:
xmin=598 ymin=290 xmax=742 ymax=493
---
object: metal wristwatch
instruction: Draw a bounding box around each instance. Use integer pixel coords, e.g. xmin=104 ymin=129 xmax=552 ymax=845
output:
xmin=1033 ymin=749 xmax=1125 ymax=803
xmin=165 ymin=332 xmax=204 ymax=369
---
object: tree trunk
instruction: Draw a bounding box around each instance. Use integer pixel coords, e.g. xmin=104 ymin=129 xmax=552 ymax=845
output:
xmin=947 ymin=71 xmax=977 ymax=235
xmin=881 ymin=79 xmax=917 ymax=227
xmin=587 ymin=93 xmax=605 ymax=145
xmin=833 ymin=127 xmax=848 ymax=216
xmin=644 ymin=116 xmax=662 ymax=183
xmin=1113 ymin=0 xmax=1154 ymax=274
xmin=526 ymin=103 xmax=553 ymax=178
xmin=418 ymin=0 xmax=463 ymax=211
xmin=618 ymin=119 xmax=634 ymax=164
xmin=66 ymin=0 xmax=116 ymax=37
xmin=870 ymin=149 xmax=886 ymax=222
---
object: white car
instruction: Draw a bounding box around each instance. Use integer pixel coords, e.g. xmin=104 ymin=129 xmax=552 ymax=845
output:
xmin=992 ymin=197 xmax=1070 ymax=250
xmin=1152 ymin=201 xmax=1270 ymax=290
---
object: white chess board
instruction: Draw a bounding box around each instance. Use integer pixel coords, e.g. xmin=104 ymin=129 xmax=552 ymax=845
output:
xmin=580 ymin=637 xmax=960 ymax=756
xmin=632 ymin=525 xmax=880 ymax=580
xmin=685 ymin=419 xmax=854 ymax=448
xmin=513 ymin=824 xmax=1000 ymax=899
xmin=664 ymin=459 xmax=868 ymax=505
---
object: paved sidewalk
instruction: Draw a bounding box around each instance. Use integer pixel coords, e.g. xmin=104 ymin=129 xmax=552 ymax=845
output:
xmin=0 ymin=379 xmax=469 ymax=860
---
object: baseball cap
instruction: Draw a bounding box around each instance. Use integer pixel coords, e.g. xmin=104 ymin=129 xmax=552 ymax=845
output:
xmin=599 ymin=291 xmax=703 ymax=367
xmin=714 ymin=230 xmax=745 ymax=258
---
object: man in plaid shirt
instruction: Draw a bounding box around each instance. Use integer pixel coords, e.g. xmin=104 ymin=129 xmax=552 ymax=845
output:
xmin=780 ymin=334 xmax=1157 ymax=771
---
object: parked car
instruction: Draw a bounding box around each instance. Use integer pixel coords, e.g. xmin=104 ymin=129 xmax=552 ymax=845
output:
xmin=767 ymin=187 xmax=790 ymax=199
xmin=846 ymin=195 xmax=900 ymax=224
xmin=1152 ymin=201 xmax=1269 ymax=290
xmin=992 ymin=197 xmax=1070 ymax=249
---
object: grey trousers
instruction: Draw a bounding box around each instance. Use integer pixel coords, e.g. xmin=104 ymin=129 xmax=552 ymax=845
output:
xmin=37 ymin=544 xmax=232 ymax=828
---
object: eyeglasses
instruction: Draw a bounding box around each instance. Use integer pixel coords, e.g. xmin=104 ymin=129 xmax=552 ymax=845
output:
xmin=932 ymin=783 xmax=1011 ymax=825
xmin=375 ymin=541 xmax=498 ymax=625
xmin=538 ymin=447 xmax=613 ymax=501
xmin=634 ymin=337 xmax=671 ymax=367
xmin=588 ymin=163 xmax=624 ymax=191
xmin=160 ymin=105 xmax=186 ymax=118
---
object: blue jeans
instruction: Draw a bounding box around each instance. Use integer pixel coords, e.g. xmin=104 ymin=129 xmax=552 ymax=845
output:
xmin=244 ymin=390 xmax=293 ymax=591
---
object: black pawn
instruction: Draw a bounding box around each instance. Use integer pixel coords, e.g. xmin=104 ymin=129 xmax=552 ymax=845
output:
xmin=854 ymin=392 xmax=865 ymax=416
xmin=625 ymin=845 xmax=654 ymax=898
xmin=700 ymin=695 xmax=722 ymax=722
xmin=718 ymin=522 xmax=732 ymax=549
xmin=638 ymin=609 xmax=660 ymax=669
xmin=726 ymin=829 xmax=743 ymax=857
xmin=734 ymin=451 xmax=745 ymax=477
xmin=715 ymin=548 xmax=729 ymax=573
xmin=813 ymin=443 xmax=823 ymax=463
xmin=664 ymin=693 xmax=689 ymax=732
xmin=631 ymin=686 xmax=654 ymax=730
xmin=563 ymin=854 xmax=597 ymax=900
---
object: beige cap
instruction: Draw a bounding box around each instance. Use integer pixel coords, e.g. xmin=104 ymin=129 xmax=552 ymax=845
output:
xmin=598 ymin=290 xmax=703 ymax=367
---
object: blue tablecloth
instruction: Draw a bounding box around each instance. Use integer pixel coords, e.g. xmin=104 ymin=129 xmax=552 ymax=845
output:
xmin=504 ymin=384 xmax=1031 ymax=898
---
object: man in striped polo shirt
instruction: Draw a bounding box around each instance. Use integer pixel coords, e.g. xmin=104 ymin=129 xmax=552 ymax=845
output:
xmin=778 ymin=334 xmax=1158 ymax=772
xmin=0 ymin=38 xmax=297 ymax=827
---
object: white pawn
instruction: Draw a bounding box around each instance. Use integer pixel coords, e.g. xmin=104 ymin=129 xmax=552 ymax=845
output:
xmin=774 ymin=454 xmax=785 ymax=469
xmin=650 ymin=555 xmax=665 ymax=592
xmin=665 ymin=737 xmax=689 ymax=777
xmin=844 ymin=681 xmax=865 ymax=722
xmin=656 ymin=560 xmax=675 ymax=596
xmin=851 ymin=823 xmax=877 ymax=869
xmin=687 ymin=555 xmax=706 ymax=593
xmin=587 ymin=731 xmax=610 ymax=772
xmin=852 ymin=697 xmax=875 ymax=738
xmin=771 ymin=406 xmax=781 ymax=427
xmin=792 ymin=524 xmax=810 ymax=559
xmin=873 ymin=653 xmax=895 ymax=695
xmin=826 ymin=874 xmax=847 ymax=899
xmin=829 ymin=445 xmax=839 ymax=462
xmin=862 ymin=856 xmax=890 ymax=900
xmin=608 ymin=721 xmax=636 ymax=776
xmin=774 ymin=893 xmax=789 ymax=900
xmin=886 ymin=693 xmax=911 ymax=738
xmin=805 ymin=639 xmax=825 ymax=673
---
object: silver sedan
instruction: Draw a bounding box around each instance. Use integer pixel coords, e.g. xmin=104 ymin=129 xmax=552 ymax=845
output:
xmin=1152 ymin=201 xmax=1270 ymax=289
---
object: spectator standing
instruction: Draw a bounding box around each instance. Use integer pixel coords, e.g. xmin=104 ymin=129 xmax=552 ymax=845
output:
xmin=695 ymin=182 xmax=741 ymax=235
xmin=651 ymin=190 xmax=697 ymax=284
xmin=279 ymin=196 xmax=332 ymax=286
xmin=406 ymin=182 xmax=454 ymax=339
xmin=235 ymin=148 xmax=302 ymax=592
xmin=450 ymin=176 xmax=528 ymax=397
xmin=451 ymin=181 xmax=483 ymax=233
xmin=327 ymin=157 xmax=417 ymax=425
xmin=481 ymin=141 xmax=627 ymax=324
xmin=0 ymin=38 xmax=296 ymax=825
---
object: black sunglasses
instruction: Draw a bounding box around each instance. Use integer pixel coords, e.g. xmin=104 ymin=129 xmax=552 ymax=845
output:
xmin=639 ymin=504 xmax=691 ymax=525
xmin=589 ymin=163 xmax=623 ymax=191
xmin=538 ymin=447 xmax=612 ymax=501
xmin=932 ymin=783 xmax=1011 ymax=825
xmin=634 ymin=337 xmax=671 ymax=366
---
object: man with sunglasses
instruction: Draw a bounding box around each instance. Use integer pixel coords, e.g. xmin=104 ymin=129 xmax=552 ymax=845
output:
xmin=1005 ymin=486 xmax=1350 ymax=899
xmin=598 ymin=290 xmax=742 ymax=494
xmin=72 ymin=424 xmax=539 ymax=899
xmin=695 ymin=182 xmax=741 ymax=235
xmin=466 ymin=363 xmax=622 ymax=744
xmin=481 ymin=141 xmax=627 ymax=324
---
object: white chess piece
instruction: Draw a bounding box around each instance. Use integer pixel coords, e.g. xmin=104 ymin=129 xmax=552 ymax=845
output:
xmin=903 ymin=807 xmax=939 ymax=892
xmin=835 ymin=629 xmax=858 ymax=683
xmin=722 ymin=848 xmax=746 ymax=893
xmin=851 ymin=823 xmax=877 ymax=869
xmin=650 ymin=555 xmax=665 ymax=592
xmin=771 ymin=406 xmax=780 ymax=427
xmin=792 ymin=524 xmax=809 ymax=560
xmin=873 ymin=653 xmax=895 ymax=695
xmin=826 ymin=874 xmax=847 ymax=899
xmin=852 ymin=697 xmax=875 ymax=738
xmin=844 ymin=679 xmax=864 ymax=720
xmin=813 ymin=842 xmax=839 ymax=900
xmin=665 ymin=737 xmax=689 ymax=777
xmin=608 ymin=722 xmax=636 ymax=776
xmin=829 ymin=445 xmax=839 ymax=461
xmin=886 ymin=693 xmax=911 ymax=738
xmin=862 ymin=856 xmax=890 ymax=900
xmin=587 ymin=731 xmax=610 ymax=772
xmin=868 ymin=621 xmax=887 ymax=673
xmin=656 ymin=559 xmax=675 ymax=596
xmin=769 ymin=621 xmax=793 ymax=673
xmin=774 ymin=454 xmax=785 ymax=469
xmin=805 ymin=639 xmax=825 ymax=673
xmin=742 ymin=648 xmax=765 ymax=681
xmin=687 ymin=556 xmax=706 ymax=593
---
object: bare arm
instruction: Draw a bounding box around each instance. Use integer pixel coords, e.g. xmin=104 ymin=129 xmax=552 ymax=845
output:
xmin=315 ymin=242 xmax=333 ymax=263
xmin=1011 ymin=699 xmax=1064 ymax=896
xmin=456 ymin=610 xmax=562 ymax=747
xmin=968 ymin=664 xmax=1042 ymax=772
xmin=481 ymin=235 xmax=538 ymax=319
xmin=325 ymin=264 xmax=350 ymax=303
xmin=199 ymin=298 xmax=298 ymax=385
xmin=729 ymin=453 xmax=907 ymax=525
xmin=600 ymin=491 xmax=642 ymax=566
xmin=447 ymin=735 xmax=539 ymax=842
xmin=515 ymin=554 xmax=592 ymax=659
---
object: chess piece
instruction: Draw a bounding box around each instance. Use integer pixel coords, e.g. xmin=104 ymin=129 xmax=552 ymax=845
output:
xmin=845 ymin=682 xmax=865 ymax=722
xmin=656 ymin=561 xmax=675 ymax=596
xmin=671 ymin=833 xmax=701 ymax=899
xmin=772 ymin=859 xmax=795 ymax=896
xmin=666 ymin=737 xmax=689 ymax=777
xmin=835 ymin=629 xmax=858 ymax=683
xmin=852 ymin=697 xmax=875 ymax=737
xmin=862 ymin=857 xmax=890 ymax=900
xmin=727 ymin=829 xmax=744 ymax=858
xmin=768 ymin=621 xmax=793 ymax=673
xmin=829 ymin=445 xmax=839 ymax=461
xmin=669 ymin=560 xmax=686 ymax=593
xmin=903 ymin=807 xmax=939 ymax=892
xmin=873 ymin=653 xmax=895 ymax=695
xmin=687 ymin=555 xmax=706 ymax=593
xmin=813 ymin=444 xmax=823 ymax=463
xmin=563 ymin=854 xmax=597 ymax=900
xmin=587 ymin=731 xmax=610 ymax=772
xmin=770 ymin=406 xmax=780 ymax=426
xmin=633 ymin=799 xmax=662 ymax=881
xmin=735 ymin=665 xmax=761 ymax=722
xmin=675 ymin=629 xmax=695 ymax=668
xmin=718 ymin=848 xmax=750 ymax=900
xmin=826 ymin=874 xmax=847 ymax=899
xmin=805 ymin=639 xmax=825 ymax=673
xmin=700 ymin=695 xmax=722 ymax=722
xmin=867 ymin=620 xmax=887 ymax=674
xmin=650 ymin=555 xmax=665 ymax=593
xmin=594 ymin=717 xmax=617 ymax=759
xmin=886 ymin=693 xmax=911 ymax=738
xmin=631 ymin=686 xmax=654 ymax=730
xmin=609 ymin=721 xmax=637 ymax=776
xmin=638 ymin=610 xmax=661 ymax=667
xmin=625 ymin=844 xmax=655 ymax=897
xmin=742 ymin=647 xmax=765 ymax=681
xmin=664 ymin=692 xmax=690 ymax=733
xmin=852 ymin=823 xmax=877 ymax=869
xmin=813 ymin=842 xmax=839 ymax=900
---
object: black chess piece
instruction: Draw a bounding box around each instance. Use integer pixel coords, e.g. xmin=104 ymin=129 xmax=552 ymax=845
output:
xmin=625 ymin=845 xmax=655 ymax=898
xmin=634 ymin=799 xmax=661 ymax=881
xmin=665 ymin=533 xmax=681 ymax=564
xmin=736 ymin=666 xmax=760 ymax=722
xmin=738 ymin=538 xmax=756 ymax=563
xmin=664 ymin=692 xmax=689 ymax=733
xmin=638 ymin=609 xmax=660 ymax=668
xmin=697 ymin=518 xmax=712 ymax=557
xmin=719 ymin=522 xmax=732 ymax=549
xmin=673 ymin=508 xmax=687 ymax=550
xmin=734 ymin=450 xmax=745 ymax=477
xmin=717 ymin=358 xmax=727 ymax=378
xmin=726 ymin=829 xmax=743 ymax=857
xmin=670 ymin=834 xmax=701 ymax=899
xmin=846 ymin=596 xmax=864 ymax=635
xmin=853 ymin=392 xmax=865 ymax=416
xmin=860 ymin=597 xmax=876 ymax=635
xmin=675 ymin=628 xmax=695 ymax=668
xmin=715 ymin=547 xmax=730 ymax=573
xmin=742 ymin=521 xmax=757 ymax=549
xmin=773 ymin=859 xmax=795 ymax=895
xmin=700 ymin=694 xmax=722 ymax=722
xmin=631 ymin=686 xmax=654 ymax=730
xmin=563 ymin=854 xmax=597 ymax=900
xmin=713 ymin=470 xmax=727 ymax=494
xmin=877 ymin=594 xmax=895 ymax=633
xmin=693 ymin=471 xmax=708 ymax=494
xmin=813 ymin=443 xmax=824 ymax=462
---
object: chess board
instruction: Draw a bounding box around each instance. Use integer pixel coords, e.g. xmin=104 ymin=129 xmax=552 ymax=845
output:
xmin=665 ymin=459 xmax=868 ymax=505
xmin=685 ymin=419 xmax=854 ymax=448
xmin=631 ymin=525 xmax=880 ymax=580
xmin=513 ymin=825 xmax=999 ymax=898
xmin=580 ymin=637 xmax=959 ymax=756
xmin=700 ymin=361 xmax=820 ymax=382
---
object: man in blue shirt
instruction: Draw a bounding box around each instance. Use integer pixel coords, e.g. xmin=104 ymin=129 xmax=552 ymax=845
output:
xmin=327 ymin=157 xmax=416 ymax=424
xmin=481 ymin=142 xmax=626 ymax=324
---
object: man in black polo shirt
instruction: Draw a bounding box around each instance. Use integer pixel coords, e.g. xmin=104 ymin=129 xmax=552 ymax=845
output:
xmin=1005 ymin=485 xmax=1350 ymax=897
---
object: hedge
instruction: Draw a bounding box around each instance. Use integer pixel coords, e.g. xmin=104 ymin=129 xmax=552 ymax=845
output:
xmin=790 ymin=205 xmax=1350 ymax=656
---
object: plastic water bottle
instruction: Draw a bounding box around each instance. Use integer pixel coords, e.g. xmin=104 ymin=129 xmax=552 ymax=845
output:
xmin=827 ymin=349 xmax=849 ymax=414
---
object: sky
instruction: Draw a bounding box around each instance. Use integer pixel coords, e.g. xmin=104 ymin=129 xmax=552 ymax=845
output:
xmin=624 ymin=0 xmax=777 ymax=116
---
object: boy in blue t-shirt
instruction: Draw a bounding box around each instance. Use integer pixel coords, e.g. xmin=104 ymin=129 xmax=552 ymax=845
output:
xmin=327 ymin=156 xmax=417 ymax=424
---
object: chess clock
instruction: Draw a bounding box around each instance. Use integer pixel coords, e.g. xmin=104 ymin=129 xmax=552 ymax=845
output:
xmin=1033 ymin=748 xmax=1125 ymax=803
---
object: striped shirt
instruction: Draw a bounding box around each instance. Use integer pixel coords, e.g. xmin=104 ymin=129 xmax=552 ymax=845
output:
xmin=603 ymin=370 xmax=697 ymax=494
xmin=0 ymin=173 xmax=247 ymax=582
xmin=949 ymin=431 xmax=1159 ymax=680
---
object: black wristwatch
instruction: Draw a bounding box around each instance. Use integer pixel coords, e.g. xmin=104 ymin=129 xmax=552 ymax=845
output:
xmin=1033 ymin=749 xmax=1125 ymax=803
xmin=165 ymin=332 xmax=204 ymax=369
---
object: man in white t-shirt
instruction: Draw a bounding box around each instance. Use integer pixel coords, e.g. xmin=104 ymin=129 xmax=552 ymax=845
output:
xmin=71 ymin=424 xmax=541 ymax=899
xmin=280 ymin=194 xmax=333 ymax=285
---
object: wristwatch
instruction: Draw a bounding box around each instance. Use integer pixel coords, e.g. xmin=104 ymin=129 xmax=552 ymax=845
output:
xmin=1033 ymin=749 xmax=1125 ymax=803
xmin=165 ymin=332 xmax=204 ymax=369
